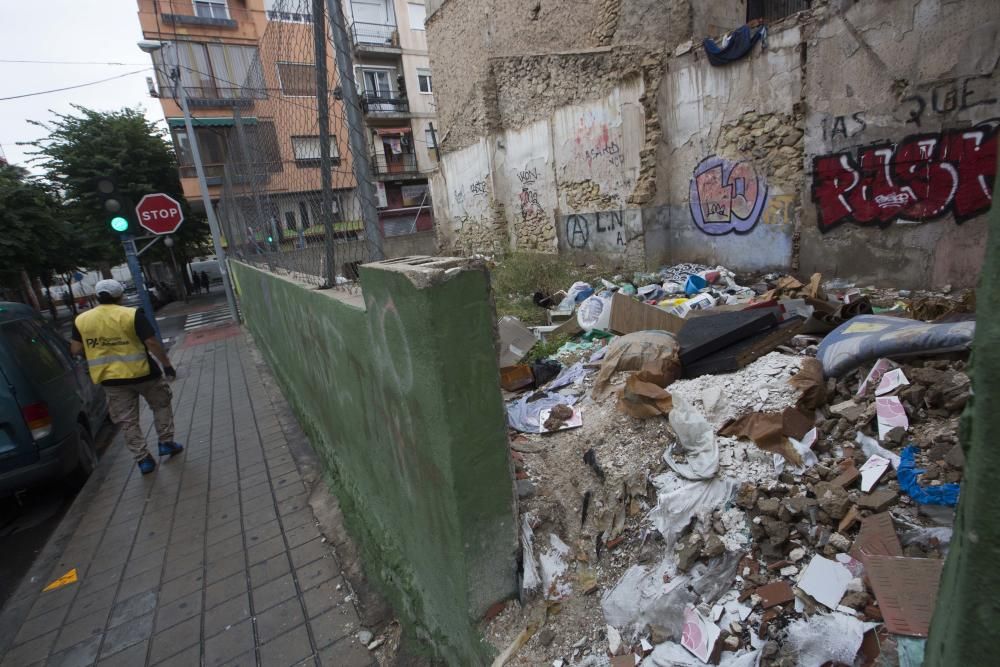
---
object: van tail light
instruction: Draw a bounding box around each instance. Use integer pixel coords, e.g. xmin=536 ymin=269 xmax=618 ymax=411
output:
xmin=22 ymin=402 xmax=53 ymax=440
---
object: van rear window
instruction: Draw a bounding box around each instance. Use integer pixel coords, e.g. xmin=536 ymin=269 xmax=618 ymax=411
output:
xmin=1 ymin=320 xmax=66 ymax=385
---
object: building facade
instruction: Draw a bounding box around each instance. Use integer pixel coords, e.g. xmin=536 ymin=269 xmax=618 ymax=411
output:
xmin=136 ymin=0 xmax=438 ymax=247
xmin=344 ymin=0 xmax=438 ymax=237
xmin=425 ymin=0 xmax=1000 ymax=290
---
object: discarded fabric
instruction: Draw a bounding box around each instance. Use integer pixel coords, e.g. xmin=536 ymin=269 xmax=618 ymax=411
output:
xmin=665 ymin=397 xmax=719 ymax=480
xmin=898 ymin=445 xmax=961 ymax=505
xmin=649 ymin=475 xmax=736 ymax=548
xmin=703 ymin=25 xmax=767 ymax=66
xmin=507 ymin=391 xmax=577 ymax=433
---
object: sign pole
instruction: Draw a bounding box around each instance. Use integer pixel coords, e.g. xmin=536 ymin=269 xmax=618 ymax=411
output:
xmin=122 ymin=234 xmax=163 ymax=345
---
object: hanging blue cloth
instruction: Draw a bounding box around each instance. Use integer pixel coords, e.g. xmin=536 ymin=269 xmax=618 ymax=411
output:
xmin=703 ymin=25 xmax=767 ymax=66
xmin=898 ymin=445 xmax=961 ymax=506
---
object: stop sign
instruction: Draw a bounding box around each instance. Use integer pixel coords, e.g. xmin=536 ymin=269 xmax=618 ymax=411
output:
xmin=135 ymin=193 xmax=184 ymax=235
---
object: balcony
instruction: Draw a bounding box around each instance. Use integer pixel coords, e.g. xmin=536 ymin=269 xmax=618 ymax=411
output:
xmin=371 ymin=153 xmax=419 ymax=178
xmin=360 ymin=93 xmax=409 ymax=115
xmin=162 ymin=12 xmax=237 ymax=29
xmin=350 ymin=22 xmax=400 ymax=51
xmin=182 ymin=85 xmax=265 ymax=108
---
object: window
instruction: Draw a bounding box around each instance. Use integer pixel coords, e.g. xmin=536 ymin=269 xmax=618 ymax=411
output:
xmin=424 ymin=127 xmax=437 ymax=149
xmin=277 ymin=62 xmax=317 ymax=96
xmin=291 ymin=136 xmax=340 ymax=162
xmin=1 ymin=320 xmax=67 ymax=385
xmin=299 ymin=202 xmax=311 ymax=228
xmin=153 ymin=42 xmax=264 ymax=99
xmin=194 ymin=0 xmax=229 ymax=20
xmin=264 ymin=0 xmax=312 ymax=22
xmin=285 ymin=211 xmax=297 ymax=232
xmin=407 ymin=2 xmax=426 ymax=30
xmin=417 ymin=69 xmax=432 ymax=93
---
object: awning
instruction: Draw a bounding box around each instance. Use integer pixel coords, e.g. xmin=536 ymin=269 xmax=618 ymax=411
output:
xmin=166 ymin=117 xmax=258 ymax=128
xmin=375 ymin=127 xmax=411 ymax=136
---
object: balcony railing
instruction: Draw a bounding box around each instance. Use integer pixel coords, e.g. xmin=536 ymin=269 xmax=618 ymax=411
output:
xmin=266 ymin=9 xmax=313 ymax=23
xmin=371 ymin=153 xmax=418 ymax=176
xmin=162 ymin=12 xmax=237 ymax=29
xmin=747 ymin=0 xmax=811 ymax=21
xmin=350 ymin=22 xmax=399 ymax=48
xmin=182 ymin=85 xmax=266 ymax=107
xmin=360 ymin=93 xmax=409 ymax=114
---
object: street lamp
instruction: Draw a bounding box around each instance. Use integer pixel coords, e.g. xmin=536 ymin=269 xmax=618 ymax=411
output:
xmin=138 ymin=39 xmax=239 ymax=321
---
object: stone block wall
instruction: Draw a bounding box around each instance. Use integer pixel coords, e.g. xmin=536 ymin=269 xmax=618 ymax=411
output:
xmin=230 ymin=259 xmax=517 ymax=664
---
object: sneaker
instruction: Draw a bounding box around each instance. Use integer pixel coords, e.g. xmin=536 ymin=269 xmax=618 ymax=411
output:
xmin=138 ymin=454 xmax=157 ymax=475
xmin=158 ymin=441 xmax=184 ymax=457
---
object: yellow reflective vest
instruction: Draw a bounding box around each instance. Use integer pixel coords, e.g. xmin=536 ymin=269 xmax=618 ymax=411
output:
xmin=75 ymin=305 xmax=151 ymax=384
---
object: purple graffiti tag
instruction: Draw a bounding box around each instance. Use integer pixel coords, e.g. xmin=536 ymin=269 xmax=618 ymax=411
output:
xmin=688 ymin=156 xmax=769 ymax=235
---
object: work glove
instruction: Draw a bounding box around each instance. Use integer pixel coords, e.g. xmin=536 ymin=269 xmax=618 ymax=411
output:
xmin=165 ymin=365 xmax=177 ymax=380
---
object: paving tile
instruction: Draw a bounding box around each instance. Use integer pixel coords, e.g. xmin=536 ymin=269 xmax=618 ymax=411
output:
xmin=205 ymin=570 xmax=249 ymax=610
xmin=205 ymin=550 xmax=247 ymax=586
xmin=161 ymin=551 xmax=204 ymax=582
xmin=252 ymin=573 xmax=297 ymax=612
xmin=203 ymin=592 xmax=252 ymax=639
xmin=206 ymin=534 xmax=244 ymax=563
xmin=256 ymin=597 xmax=307 ymax=644
xmin=47 ymin=634 xmax=102 ymax=667
xmin=295 ymin=557 xmax=340 ymax=591
xmin=308 ymin=609 xmax=353 ymax=651
xmin=98 ymin=611 xmax=153 ymax=659
xmin=317 ymin=636 xmax=373 ymax=667
xmin=148 ymin=614 xmax=201 ymax=665
xmin=154 ymin=588 xmax=202 ymax=633
xmin=0 ymin=629 xmax=58 ymax=667
xmin=249 ymin=552 xmax=291 ymax=589
xmin=301 ymin=578 xmax=346 ymax=619
xmin=290 ymin=538 xmax=331 ymax=569
xmin=52 ymin=605 xmax=111 ymax=654
xmin=204 ymin=618 xmax=255 ymax=667
xmin=26 ymin=584 xmax=76 ymax=619
xmin=152 ymin=643 xmax=201 ymax=667
xmin=12 ymin=603 xmax=69 ymax=645
xmin=96 ymin=637 xmax=148 ymax=666
xmin=283 ymin=523 xmax=321 ymax=550
xmin=158 ymin=568 xmax=205 ymax=606
xmin=122 ymin=547 xmax=167 ymax=580
xmin=114 ymin=572 xmax=159 ymax=606
xmin=260 ymin=624 xmax=313 ymax=667
xmin=247 ymin=534 xmax=286 ymax=565
xmin=108 ymin=589 xmax=158 ymax=629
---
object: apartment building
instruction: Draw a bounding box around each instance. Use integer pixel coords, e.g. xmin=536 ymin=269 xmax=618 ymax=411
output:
xmin=344 ymin=0 xmax=437 ymax=236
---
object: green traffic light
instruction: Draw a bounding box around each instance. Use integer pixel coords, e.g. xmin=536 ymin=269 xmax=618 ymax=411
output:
xmin=110 ymin=216 xmax=129 ymax=232
xmin=267 ymin=236 xmax=274 ymax=243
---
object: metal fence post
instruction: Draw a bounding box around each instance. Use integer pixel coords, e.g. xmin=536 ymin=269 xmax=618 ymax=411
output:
xmin=313 ymin=0 xmax=339 ymax=287
xmin=325 ymin=0 xmax=385 ymax=261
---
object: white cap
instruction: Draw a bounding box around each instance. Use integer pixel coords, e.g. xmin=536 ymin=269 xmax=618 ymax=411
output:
xmin=95 ymin=279 xmax=125 ymax=298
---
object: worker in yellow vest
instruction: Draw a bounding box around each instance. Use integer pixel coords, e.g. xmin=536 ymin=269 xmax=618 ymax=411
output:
xmin=70 ymin=279 xmax=183 ymax=474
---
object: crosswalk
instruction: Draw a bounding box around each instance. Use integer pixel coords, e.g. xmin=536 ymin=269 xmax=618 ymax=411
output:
xmin=184 ymin=305 xmax=237 ymax=332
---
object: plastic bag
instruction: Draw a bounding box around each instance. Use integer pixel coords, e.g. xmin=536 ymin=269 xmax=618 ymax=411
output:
xmin=786 ymin=612 xmax=871 ymax=667
xmin=898 ymin=445 xmax=961 ymax=505
xmin=665 ymin=397 xmax=719 ymax=480
xmin=577 ymin=294 xmax=613 ymax=331
xmin=648 ymin=475 xmax=736 ymax=548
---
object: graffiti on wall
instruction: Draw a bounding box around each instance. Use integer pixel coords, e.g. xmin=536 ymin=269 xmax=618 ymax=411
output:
xmin=564 ymin=210 xmax=625 ymax=249
xmin=812 ymin=120 xmax=998 ymax=231
xmin=901 ymin=74 xmax=998 ymax=128
xmin=689 ymin=156 xmax=769 ymax=235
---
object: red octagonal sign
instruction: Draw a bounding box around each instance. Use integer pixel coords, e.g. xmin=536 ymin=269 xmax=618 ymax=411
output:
xmin=135 ymin=193 xmax=184 ymax=235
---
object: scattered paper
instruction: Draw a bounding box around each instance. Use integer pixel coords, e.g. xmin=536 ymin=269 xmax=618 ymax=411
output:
xmin=681 ymin=605 xmax=721 ymax=663
xmin=875 ymin=396 xmax=909 ymax=440
xmin=857 ymin=358 xmax=897 ymax=396
xmin=539 ymin=406 xmax=583 ymax=433
xmin=859 ymin=454 xmax=892 ymax=492
xmin=875 ymin=368 xmax=910 ymax=396
xmin=797 ymin=555 xmax=853 ymax=610
xmin=539 ymin=534 xmax=572 ymax=601
xmin=856 ymin=432 xmax=902 ymax=469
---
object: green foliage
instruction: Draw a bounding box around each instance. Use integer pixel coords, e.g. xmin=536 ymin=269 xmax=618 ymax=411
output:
xmin=0 ymin=161 xmax=80 ymax=288
xmin=491 ymin=251 xmax=607 ymax=325
xmin=525 ymin=334 xmax=570 ymax=363
xmin=23 ymin=105 xmax=211 ymax=267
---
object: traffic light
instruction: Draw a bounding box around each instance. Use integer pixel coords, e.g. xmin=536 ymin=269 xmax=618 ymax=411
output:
xmin=95 ymin=177 xmax=135 ymax=235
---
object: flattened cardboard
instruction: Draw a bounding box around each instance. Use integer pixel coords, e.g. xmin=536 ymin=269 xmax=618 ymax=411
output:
xmin=609 ymin=292 xmax=685 ymax=335
xmin=865 ymin=556 xmax=944 ymax=637
xmin=498 ymin=316 xmax=536 ymax=367
xmin=850 ymin=512 xmax=903 ymax=564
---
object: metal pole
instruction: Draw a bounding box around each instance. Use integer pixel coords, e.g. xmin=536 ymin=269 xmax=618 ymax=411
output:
xmin=313 ymin=0 xmax=338 ymax=287
xmin=175 ymin=71 xmax=240 ymax=322
xmin=167 ymin=242 xmax=187 ymax=303
xmin=122 ymin=234 xmax=163 ymax=343
xmin=325 ymin=0 xmax=385 ymax=261
xmin=428 ymin=122 xmax=441 ymax=162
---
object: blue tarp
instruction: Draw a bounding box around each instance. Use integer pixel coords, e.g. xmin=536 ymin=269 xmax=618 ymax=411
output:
xmin=898 ymin=445 xmax=961 ymax=506
xmin=703 ymin=25 xmax=767 ymax=66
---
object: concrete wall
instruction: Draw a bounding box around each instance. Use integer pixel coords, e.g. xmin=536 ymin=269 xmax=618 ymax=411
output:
xmin=428 ymin=0 xmax=1000 ymax=287
xmin=230 ymin=258 xmax=516 ymax=664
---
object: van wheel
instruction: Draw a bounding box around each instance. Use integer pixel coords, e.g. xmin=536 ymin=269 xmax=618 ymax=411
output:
xmin=72 ymin=423 xmax=98 ymax=481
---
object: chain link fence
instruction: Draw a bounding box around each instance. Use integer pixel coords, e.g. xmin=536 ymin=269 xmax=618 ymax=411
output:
xmin=214 ymin=0 xmax=385 ymax=289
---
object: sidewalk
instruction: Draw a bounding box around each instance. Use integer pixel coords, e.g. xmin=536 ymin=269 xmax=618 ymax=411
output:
xmin=0 ymin=325 xmax=374 ymax=667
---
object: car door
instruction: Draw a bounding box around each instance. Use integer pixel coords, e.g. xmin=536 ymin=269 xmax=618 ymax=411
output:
xmin=0 ymin=360 xmax=38 ymax=475
xmin=35 ymin=319 xmax=103 ymax=425
xmin=0 ymin=318 xmax=79 ymax=451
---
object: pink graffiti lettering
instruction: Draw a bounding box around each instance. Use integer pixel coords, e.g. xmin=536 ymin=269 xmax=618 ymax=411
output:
xmin=812 ymin=121 xmax=998 ymax=231
xmin=688 ymin=156 xmax=768 ymax=235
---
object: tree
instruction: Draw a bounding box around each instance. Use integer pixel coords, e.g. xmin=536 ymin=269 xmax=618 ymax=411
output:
xmin=23 ymin=106 xmax=211 ymax=273
xmin=0 ymin=160 xmax=81 ymax=313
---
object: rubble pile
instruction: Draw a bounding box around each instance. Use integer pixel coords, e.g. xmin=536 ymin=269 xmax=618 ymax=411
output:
xmin=488 ymin=264 xmax=974 ymax=667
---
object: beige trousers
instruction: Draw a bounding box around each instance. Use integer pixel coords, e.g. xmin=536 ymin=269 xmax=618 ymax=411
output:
xmin=104 ymin=377 xmax=175 ymax=461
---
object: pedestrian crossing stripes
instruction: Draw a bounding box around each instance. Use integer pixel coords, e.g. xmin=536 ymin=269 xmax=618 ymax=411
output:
xmin=184 ymin=305 xmax=237 ymax=332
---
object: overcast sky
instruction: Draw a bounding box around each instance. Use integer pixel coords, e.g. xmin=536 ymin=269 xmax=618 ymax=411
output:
xmin=0 ymin=0 xmax=165 ymax=171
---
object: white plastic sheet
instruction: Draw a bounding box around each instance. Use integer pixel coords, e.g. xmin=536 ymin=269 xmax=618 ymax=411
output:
xmin=856 ymin=431 xmax=901 ymax=469
xmin=786 ymin=612 xmax=872 ymax=667
xmin=665 ymin=397 xmax=719 ymax=480
xmin=640 ymin=642 xmax=761 ymax=667
xmin=648 ymin=475 xmax=736 ymax=549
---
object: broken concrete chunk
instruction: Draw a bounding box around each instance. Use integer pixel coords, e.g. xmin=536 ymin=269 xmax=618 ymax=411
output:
xmin=830 ymin=461 xmax=860 ymax=488
xmin=702 ymin=533 xmax=726 ymax=558
xmin=828 ymin=532 xmax=851 ymax=552
xmin=756 ymin=581 xmax=795 ymax=608
xmin=783 ymin=495 xmax=818 ymax=517
xmin=944 ymin=444 xmax=965 ymax=469
xmin=814 ymin=482 xmax=851 ymax=519
xmin=676 ymin=534 xmax=704 ymax=572
xmin=858 ymin=489 xmax=899 ymax=513
xmin=830 ymin=399 xmax=864 ymax=421
xmin=736 ymin=482 xmax=759 ymax=510
xmin=757 ymin=497 xmax=781 ymax=516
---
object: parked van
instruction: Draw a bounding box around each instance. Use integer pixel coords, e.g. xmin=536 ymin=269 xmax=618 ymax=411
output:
xmin=0 ymin=303 xmax=108 ymax=496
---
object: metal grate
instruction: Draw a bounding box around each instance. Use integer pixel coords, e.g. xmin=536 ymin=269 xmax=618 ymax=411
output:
xmin=747 ymin=0 xmax=811 ymax=22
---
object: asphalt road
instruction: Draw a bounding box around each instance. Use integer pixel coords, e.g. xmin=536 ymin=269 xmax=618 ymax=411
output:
xmin=0 ymin=307 xmax=189 ymax=608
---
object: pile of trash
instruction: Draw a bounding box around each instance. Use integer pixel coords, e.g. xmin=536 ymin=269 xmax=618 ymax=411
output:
xmin=488 ymin=264 xmax=974 ymax=667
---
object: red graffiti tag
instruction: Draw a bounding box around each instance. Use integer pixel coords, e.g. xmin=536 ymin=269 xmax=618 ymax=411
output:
xmin=812 ymin=121 xmax=998 ymax=231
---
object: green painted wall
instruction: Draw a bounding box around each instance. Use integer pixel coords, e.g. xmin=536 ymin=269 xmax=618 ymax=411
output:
xmin=926 ymin=171 xmax=1000 ymax=663
xmin=230 ymin=259 xmax=517 ymax=665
